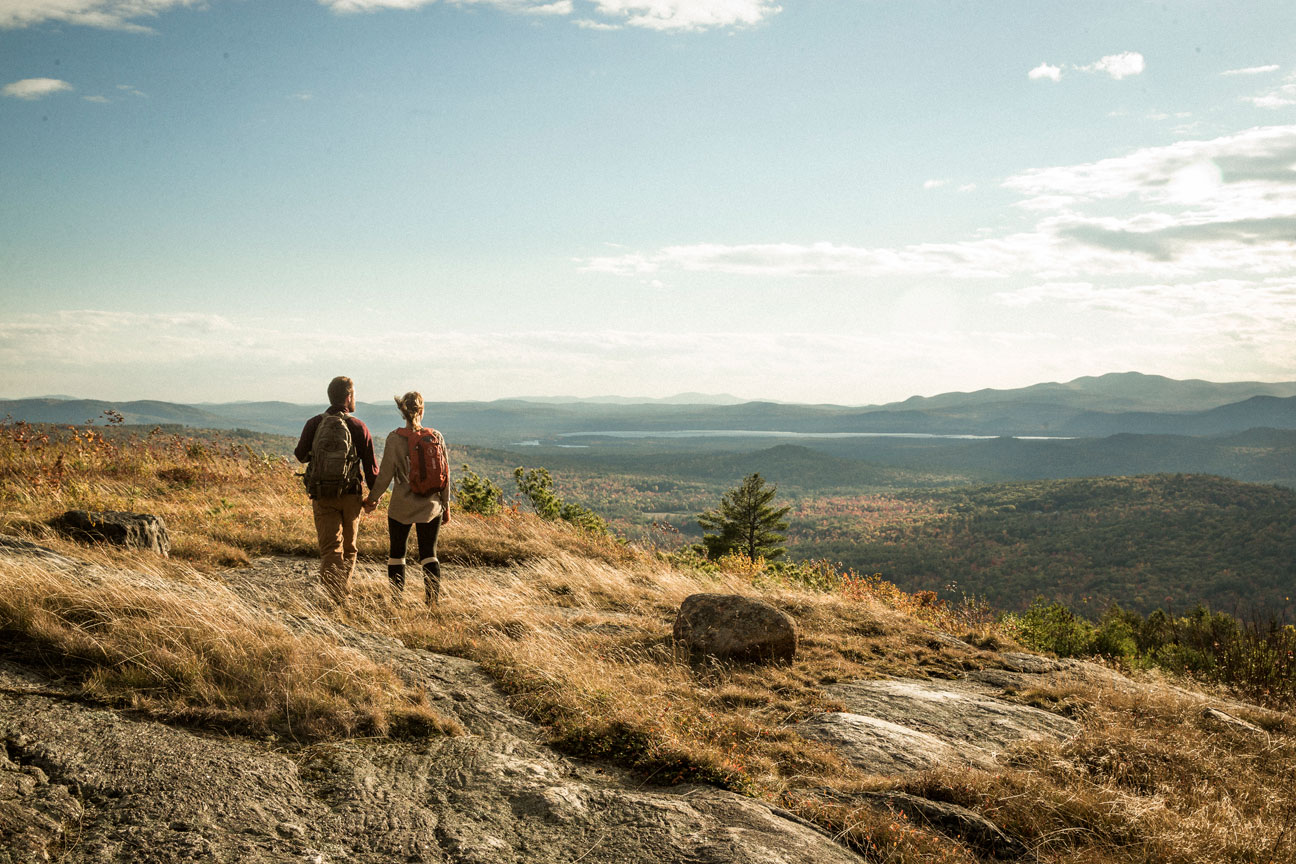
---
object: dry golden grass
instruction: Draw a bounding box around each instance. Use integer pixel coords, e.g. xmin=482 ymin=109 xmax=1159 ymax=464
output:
xmin=2 ymin=422 xmax=1294 ymax=863
xmin=0 ymin=550 xmax=460 ymax=741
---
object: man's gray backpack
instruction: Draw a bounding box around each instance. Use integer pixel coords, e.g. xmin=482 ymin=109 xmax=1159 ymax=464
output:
xmin=304 ymin=413 xmax=362 ymax=499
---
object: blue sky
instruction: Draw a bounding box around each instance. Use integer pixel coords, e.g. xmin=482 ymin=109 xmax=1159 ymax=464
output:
xmin=2 ymin=0 xmax=1294 ymax=404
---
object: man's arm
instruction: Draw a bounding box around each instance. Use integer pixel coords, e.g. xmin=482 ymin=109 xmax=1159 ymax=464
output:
xmin=352 ymin=419 xmax=380 ymax=491
xmin=294 ymin=416 xmax=319 ymax=463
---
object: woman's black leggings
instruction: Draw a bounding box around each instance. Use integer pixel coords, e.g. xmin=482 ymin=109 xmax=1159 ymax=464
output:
xmin=387 ymin=516 xmax=440 ymax=564
xmin=387 ymin=517 xmax=441 ymax=597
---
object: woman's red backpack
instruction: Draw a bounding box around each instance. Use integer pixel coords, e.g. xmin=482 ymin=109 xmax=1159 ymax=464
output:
xmin=396 ymin=427 xmax=448 ymax=496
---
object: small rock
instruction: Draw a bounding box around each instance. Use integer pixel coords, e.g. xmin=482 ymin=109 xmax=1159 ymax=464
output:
xmin=673 ymin=593 xmax=797 ymax=663
xmin=50 ymin=510 xmax=170 ymax=557
xmin=1202 ymin=707 xmax=1268 ymax=743
xmin=865 ymin=792 xmax=1028 ymax=860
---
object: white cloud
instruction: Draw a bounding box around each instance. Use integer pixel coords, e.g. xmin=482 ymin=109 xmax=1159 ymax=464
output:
xmin=1003 ymin=124 xmax=1296 ymax=202
xmin=2 ymin=78 xmax=73 ymax=100
xmin=1028 ymin=63 xmax=1061 ymax=82
xmin=582 ymin=125 xmax=1296 ymax=286
xmin=1245 ymin=73 xmax=1296 ymax=110
xmin=992 ymin=277 xmax=1296 ymax=365
xmin=82 ymin=94 xmax=110 ymax=103
xmin=1078 ymin=51 xmax=1145 ymax=80
xmin=923 ymin=179 xmax=947 ymax=189
xmin=584 ymin=0 xmax=780 ymax=31
xmin=116 ymin=84 xmax=147 ymax=98
xmin=319 ymin=0 xmax=776 ymax=29
xmin=524 ymin=0 xmax=573 ymax=13
xmin=1222 ymin=65 xmax=1280 ymax=77
xmin=958 ymin=184 xmax=977 ymax=193
xmin=0 ymin=0 xmax=197 ymax=30
xmin=1 ymin=0 xmax=772 ymax=31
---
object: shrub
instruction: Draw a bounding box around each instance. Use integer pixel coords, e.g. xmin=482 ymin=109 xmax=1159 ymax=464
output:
xmin=1003 ymin=598 xmax=1098 ymax=658
xmin=514 ymin=466 xmax=563 ymax=520
xmin=454 ymin=464 xmax=503 ymax=516
xmin=513 ymin=466 xmax=608 ymax=536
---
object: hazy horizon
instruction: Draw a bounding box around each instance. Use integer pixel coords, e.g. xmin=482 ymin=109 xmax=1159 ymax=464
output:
xmin=9 ymin=369 xmax=1296 ymax=410
xmin=3 ymin=1 xmax=1294 ymax=404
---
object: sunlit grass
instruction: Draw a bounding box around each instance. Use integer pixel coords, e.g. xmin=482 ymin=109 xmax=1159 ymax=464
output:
xmin=1 ymin=420 xmax=1293 ymax=863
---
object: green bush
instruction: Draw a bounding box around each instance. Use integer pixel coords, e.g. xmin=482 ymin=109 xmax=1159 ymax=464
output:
xmin=1003 ymin=599 xmax=1098 ymax=658
xmin=513 ymin=466 xmax=608 ymax=536
xmin=1004 ymin=598 xmax=1296 ymax=707
xmin=514 ymin=467 xmax=563 ymax=521
xmin=454 ymin=464 xmax=503 ymax=516
xmin=768 ymin=558 xmax=843 ymax=592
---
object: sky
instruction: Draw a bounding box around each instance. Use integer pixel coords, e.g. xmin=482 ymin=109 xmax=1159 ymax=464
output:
xmin=2 ymin=0 xmax=1295 ymax=405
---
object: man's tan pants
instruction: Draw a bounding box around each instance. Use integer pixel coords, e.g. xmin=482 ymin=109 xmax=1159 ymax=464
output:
xmin=312 ymin=494 xmax=363 ymax=604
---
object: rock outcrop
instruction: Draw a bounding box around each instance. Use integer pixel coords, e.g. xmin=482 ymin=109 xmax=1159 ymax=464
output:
xmin=794 ymin=677 xmax=1078 ymax=774
xmin=0 ymin=655 xmax=864 ymax=864
xmin=50 ymin=510 xmax=171 ymax=557
xmin=0 ymin=554 xmax=856 ymax=864
xmin=673 ymin=593 xmax=798 ymax=663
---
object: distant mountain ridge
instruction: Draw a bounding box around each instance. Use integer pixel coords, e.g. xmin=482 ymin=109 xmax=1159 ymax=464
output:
xmin=502 ymin=392 xmax=750 ymax=405
xmin=890 ymin=371 xmax=1296 ymax=413
xmin=3 ymin=372 xmax=1295 ymax=443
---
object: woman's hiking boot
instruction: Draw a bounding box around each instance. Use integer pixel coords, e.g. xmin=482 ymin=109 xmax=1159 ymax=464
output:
xmin=421 ymin=558 xmax=441 ymax=607
xmin=387 ymin=559 xmax=406 ymax=599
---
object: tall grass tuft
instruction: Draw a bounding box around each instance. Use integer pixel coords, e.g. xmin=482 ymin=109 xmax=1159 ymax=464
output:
xmin=0 ymin=553 xmax=459 ymax=741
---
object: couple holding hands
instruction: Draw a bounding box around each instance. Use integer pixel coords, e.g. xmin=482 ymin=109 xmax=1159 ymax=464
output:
xmin=295 ymin=377 xmax=449 ymax=608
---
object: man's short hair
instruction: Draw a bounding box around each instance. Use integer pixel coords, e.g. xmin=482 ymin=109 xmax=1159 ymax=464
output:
xmin=327 ymin=376 xmax=354 ymax=408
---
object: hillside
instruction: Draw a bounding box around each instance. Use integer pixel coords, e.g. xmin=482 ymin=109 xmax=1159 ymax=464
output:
xmin=476 ymin=449 xmax=1296 ymax=616
xmin=788 ymin=474 xmax=1296 ymax=615
xmin=0 ymin=425 xmax=1293 ymax=863
xmin=18 ymin=426 xmax=1290 ymax=616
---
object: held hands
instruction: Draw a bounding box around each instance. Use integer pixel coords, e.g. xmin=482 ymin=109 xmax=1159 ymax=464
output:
xmin=362 ymin=496 xmax=379 ymax=514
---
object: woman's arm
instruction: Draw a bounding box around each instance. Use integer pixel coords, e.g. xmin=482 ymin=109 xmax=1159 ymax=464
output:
xmin=438 ymin=431 xmax=451 ymax=522
xmin=365 ymin=432 xmax=399 ymax=505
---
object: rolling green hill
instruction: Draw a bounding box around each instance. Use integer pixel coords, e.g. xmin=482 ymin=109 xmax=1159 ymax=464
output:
xmin=800 ymin=475 xmax=1296 ymax=616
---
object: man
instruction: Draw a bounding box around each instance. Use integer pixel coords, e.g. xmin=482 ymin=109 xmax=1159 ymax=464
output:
xmin=295 ymin=376 xmax=379 ymax=605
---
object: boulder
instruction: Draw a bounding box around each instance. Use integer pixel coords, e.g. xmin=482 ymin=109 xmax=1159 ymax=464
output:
xmin=50 ymin=510 xmax=170 ymax=557
xmin=673 ymin=593 xmax=797 ymax=663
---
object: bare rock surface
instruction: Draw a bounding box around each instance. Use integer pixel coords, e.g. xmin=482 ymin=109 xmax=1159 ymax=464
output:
xmin=0 ymin=552 xmax=863 ymax=864
xmin=968 ymin=651 xmax=1137 ymax=693
xmin=797 ymin=677 xmax=1079 ymax=776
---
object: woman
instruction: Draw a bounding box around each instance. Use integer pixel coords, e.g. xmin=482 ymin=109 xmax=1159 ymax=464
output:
xmin=364 ymin=391 xmax=450 ymax=606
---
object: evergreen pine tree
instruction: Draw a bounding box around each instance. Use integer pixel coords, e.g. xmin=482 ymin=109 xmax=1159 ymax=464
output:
xmin=697 ymin=472 xmax=791 ymax=561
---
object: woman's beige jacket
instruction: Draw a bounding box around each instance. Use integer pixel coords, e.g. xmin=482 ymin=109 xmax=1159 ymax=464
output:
xmin=369 ymin=428 xmax=449 ymax=524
